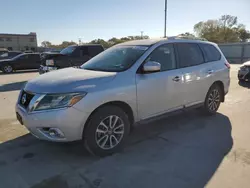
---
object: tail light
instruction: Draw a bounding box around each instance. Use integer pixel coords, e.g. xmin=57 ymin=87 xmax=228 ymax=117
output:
xmin=225 ymin=61 xmax=230 ymax=69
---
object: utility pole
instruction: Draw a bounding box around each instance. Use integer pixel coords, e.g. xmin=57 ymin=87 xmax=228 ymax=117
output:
xmin=164 ymin=0 xmax=167 ymax=38
xmin=140 ymin=31 xmax=144 ymax=39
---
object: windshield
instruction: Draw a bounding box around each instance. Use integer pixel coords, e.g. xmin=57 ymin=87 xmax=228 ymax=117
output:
xmin=81 ymin=45 xmax=148 ymax=72
xmin=60 ymin=46 xmax=77 ymax=55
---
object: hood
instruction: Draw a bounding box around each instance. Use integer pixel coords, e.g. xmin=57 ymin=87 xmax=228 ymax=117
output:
xmin=243 ymin=61 xmax=250 ymax=66
xmin=25 ymin=68 xmax=116 ymax=93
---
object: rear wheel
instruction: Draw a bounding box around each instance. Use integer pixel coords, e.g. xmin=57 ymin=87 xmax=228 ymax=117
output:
xmin=2 ymin=65 xmax=13 ymax=73
xmin=83 ymin=105 xmax=130 ymax=156
xmin=203 ymin=84 xmax=222 ymax=115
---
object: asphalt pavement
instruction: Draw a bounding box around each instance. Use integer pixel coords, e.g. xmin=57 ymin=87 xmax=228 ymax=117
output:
xmin=0 ymin=65 xmax=250 ymax=188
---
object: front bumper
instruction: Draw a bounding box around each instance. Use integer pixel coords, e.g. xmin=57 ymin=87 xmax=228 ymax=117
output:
xmin=238 ymin=68 xmax=250 ymax=80
xmin=15 ymin=104 xmax=90 ymax=142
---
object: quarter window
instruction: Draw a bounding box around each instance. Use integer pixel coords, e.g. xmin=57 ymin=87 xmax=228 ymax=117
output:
xmin=146 ymin=44 xmax=176 ymax=71
xmin=200 ymin=43 xmax=221 ymax=62
xmin=176 ymin=43 xmax=204 ymax=68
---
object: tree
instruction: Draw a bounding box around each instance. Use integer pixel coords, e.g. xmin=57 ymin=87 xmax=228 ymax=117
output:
xmin=41 ymin=41 xmax=52 ymax=47
xmin=194 ymin=15 xmax=250 ymax=43
xmin=90 ymin=39 xmax=110 ymax=48
xmin=59 ymin=41 xmax=77 ymax=48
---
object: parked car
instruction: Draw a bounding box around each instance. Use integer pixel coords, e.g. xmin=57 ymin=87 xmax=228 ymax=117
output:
xmin=16 ymin=38 xmax=230 ymax=156
xmin=0 ymin=53 xmax=41 ymax=73
xmin=238 ymin=60 xmax=250 ymax=81
xmin=39 ymin=44 xmax=104 ymax=74
xmin=0 ymin=51 xmax=23 ymax=60
xmin=0 ymin=48 xmax=8 ymax=56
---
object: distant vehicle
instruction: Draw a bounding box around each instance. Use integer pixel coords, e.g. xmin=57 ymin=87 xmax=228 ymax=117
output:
xmin=0 ymin=53 xmax=41 ymax=73
xmin=238 ymin=61 xmax=250 ymax=81
xmin=0 ymin=48 xmax=8 ymax=56
xmin=16 ymin=38 xmax=230 ymax=156
xmin=0 ymin=51 xmax=23 ymax=60
xmin=39 ymin=44 xmax=104 ymax=74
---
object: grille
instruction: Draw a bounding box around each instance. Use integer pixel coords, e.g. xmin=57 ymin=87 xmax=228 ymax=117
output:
xmin=19 ymin=90 xmax=35 ymax=108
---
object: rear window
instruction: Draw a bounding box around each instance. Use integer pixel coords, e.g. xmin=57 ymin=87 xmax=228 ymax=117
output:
xmin=88 ymin=46 xmax=104 ymax=57
xmin=200 ymin=44 xmax=221 ymax=62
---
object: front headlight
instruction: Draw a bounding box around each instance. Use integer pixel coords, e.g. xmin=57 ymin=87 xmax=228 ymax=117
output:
xmin=46 ymin=59 xmax=54 ymax=66
xmin=240 ymin=66 xmax=247 ymax=71
xmin=33 ymin=92 xmax=86 ymax=111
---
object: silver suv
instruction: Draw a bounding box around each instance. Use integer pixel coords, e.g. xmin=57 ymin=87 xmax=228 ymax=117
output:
xmin=16 ymin=38 xmax=230 ymax=156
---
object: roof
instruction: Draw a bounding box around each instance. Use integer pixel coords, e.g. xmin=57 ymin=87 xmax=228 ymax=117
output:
xmin=118 ymin=37 xmax=212 ymax=46
xmin=118 ymin=39 xmax=164 ymax=46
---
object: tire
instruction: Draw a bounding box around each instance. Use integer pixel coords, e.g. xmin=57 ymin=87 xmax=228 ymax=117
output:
xmin=203 ymin=84 xmax=222 ymax=115
xmin=2 ymin=64 xmax=13 ymax=73
xmin=83 ymin=105 xmax=130 ymax=157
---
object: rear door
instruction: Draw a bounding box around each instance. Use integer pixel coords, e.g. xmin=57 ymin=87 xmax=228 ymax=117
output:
xmin=28 ymin=54 xmax=41 ymax=69
xmin=199 ymin=43 xmax=224 ymax=95
xmin=175 ymin=43 xmax=206 ymax=106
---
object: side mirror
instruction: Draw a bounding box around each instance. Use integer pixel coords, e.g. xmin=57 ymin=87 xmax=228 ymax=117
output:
xmin=143 ymin=61 xmax=161 ymax=73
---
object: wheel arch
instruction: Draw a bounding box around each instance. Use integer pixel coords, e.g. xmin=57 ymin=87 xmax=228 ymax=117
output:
xmin=82 ymin=101 xmax=135 ymax=137
xmin=211 ymin=81 xmax=225 ymax=102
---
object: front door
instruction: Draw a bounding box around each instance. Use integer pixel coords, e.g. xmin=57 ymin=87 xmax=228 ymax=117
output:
xmin=14 ymin=54 xmax=30 ymax=70
xmin=136 ymin=44 xmax=184 ymax=120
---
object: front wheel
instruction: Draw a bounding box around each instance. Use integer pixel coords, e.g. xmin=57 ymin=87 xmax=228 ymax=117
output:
xmin=203 ymin=84 xmax=222 ymax=115
xmin=83 ymin=105 xmax=130 ymax=156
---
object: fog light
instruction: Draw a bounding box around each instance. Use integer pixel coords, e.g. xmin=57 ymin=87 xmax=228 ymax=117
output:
xmin=48 ymin=128 xmax=65 ymax=138
xmin=38 ymin=127 xmax=65 ymax=139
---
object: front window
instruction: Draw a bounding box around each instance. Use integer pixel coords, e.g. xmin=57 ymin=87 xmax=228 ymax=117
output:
xmin=81 ymin=45 xmax=148 ymax=72
xmin=60 ymin=46 xmax=77 ymax=55
xmin=12 ymin=54 xmax=27 ymax=60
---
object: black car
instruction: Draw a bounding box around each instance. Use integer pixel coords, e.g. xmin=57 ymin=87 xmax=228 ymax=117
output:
xmin=238 ymin=61 xmax=250 ymax=81
xmin=0 ymin=53 xmax=41 ymax=73
xmin=39 ymin=44 xmax=104 ymax=74
xmin=0 ymin=51 xmax=23 ymax=60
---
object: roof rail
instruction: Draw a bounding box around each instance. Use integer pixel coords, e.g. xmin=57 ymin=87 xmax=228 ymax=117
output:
xmin=168 ymin=35 xmax=207 ymax=41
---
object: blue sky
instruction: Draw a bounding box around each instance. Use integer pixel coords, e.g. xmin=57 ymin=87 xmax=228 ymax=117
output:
xmin=1 ymin=0 xmax=249 ymax=45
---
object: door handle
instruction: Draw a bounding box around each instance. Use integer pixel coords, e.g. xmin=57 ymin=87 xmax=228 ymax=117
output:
xmin=207 ymin=70 xmax=214 ymax=74
xmin=172 ymin=76 xmax=180 ymax=82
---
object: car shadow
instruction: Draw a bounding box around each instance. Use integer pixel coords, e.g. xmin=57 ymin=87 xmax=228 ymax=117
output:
xmin=0 ymin=81 xmax=27 ymax=92
xmin=0 ymin=110 xmax=233 ymax=188
xmin=238 ymin=80 xmax=250 ymax=88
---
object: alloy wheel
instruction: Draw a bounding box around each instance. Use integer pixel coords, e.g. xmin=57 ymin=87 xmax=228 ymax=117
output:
xmin=95 ymin=115 xmax=125 ymax=150
xmin=4 ymin=65 xmax=13 ymax=73
xmin=208 ymin=89 xmax=220 ymax=111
